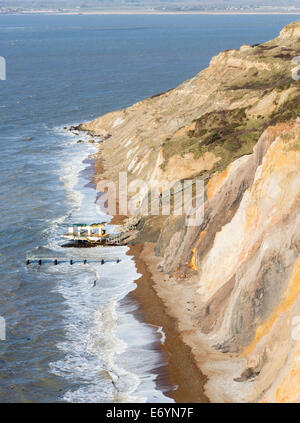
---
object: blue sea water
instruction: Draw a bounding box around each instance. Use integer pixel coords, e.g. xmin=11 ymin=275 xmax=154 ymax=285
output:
xmin=0 ymin=13 xmax=299 ymax=403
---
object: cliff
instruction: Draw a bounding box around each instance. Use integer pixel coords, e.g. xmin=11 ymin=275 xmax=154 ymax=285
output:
xmin=80 ymin=22 xmax=300 ymax=402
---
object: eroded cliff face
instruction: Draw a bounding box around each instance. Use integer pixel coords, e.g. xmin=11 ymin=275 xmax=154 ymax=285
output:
xmin=81 ymin=22 xmax=300 ymax=402
xmin=170 ymin=121 xmax=300 ymax=402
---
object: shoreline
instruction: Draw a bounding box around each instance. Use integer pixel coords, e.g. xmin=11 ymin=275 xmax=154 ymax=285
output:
xmin=118 ymin=290 xmax=174 ymax=401
xmin=90 ymin=148 xmax=178 ymax=401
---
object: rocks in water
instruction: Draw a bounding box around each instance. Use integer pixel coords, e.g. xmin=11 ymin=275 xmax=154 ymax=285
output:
xmin=67 ymin=124 xmax=100 ymax=144
xmin=76 ymin=138 xmax=96 ymax=144
xmin=69 ymin=124 xmax=82 ymax=132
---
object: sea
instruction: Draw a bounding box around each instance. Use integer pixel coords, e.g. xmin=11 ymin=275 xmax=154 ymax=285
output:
xmin=0 ymin=13 xmax=299 ymax=403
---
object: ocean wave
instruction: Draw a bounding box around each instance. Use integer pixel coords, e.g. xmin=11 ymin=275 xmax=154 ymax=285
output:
xmin=46 ymin=126 xmax=172 ymax=403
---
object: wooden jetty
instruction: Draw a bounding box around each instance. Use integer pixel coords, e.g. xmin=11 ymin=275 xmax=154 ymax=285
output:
xmin=25 ymin=222 xmax=124 ymax=265
xmin=61 ymin=222 xmax=122 ymax=246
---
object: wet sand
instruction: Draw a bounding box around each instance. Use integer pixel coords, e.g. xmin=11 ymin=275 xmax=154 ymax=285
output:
xmin=128 ymin=243 xmax=209 ymax=403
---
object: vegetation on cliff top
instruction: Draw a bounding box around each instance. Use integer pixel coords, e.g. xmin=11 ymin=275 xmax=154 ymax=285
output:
xmin=160 ymin=36 xmax=300 ymax=176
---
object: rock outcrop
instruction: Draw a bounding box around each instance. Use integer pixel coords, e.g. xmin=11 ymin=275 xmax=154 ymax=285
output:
xmin=81 ymin=22 xmax=300 ymax=402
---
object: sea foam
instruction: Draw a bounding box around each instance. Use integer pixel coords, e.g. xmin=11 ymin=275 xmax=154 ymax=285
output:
xmin=47 ymin=126 xmax=173 ymax=403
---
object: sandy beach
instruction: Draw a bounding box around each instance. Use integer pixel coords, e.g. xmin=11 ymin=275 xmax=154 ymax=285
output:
xmin=129 ymin=243 xmax=208 ymax=403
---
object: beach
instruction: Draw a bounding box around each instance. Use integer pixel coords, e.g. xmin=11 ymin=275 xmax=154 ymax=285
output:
xmin=129 ymin=243 xmax=209 ymax=403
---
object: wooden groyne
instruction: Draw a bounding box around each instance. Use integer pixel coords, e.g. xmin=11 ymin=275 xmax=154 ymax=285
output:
xmin=25 ymin=254 xmax=120 ymax=266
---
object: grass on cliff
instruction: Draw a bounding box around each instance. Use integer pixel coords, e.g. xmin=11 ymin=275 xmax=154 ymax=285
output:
xmin=161 ymin=91 xmax=300 ymax=177
xmin=161 ymin=108 xmax=265 ymax=174
xmin=160 ymin=36 xmax=300 ymax=177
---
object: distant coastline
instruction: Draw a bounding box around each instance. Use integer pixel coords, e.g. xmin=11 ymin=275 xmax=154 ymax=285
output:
xmin=2 ymin=10 xmax=300 ymax=16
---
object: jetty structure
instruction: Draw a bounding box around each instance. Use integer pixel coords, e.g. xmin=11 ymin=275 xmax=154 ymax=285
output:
xmin=25 ymin=217 xmax=141 ymax=266
xmin=25 ymin=222 xmax=124 ymax=266
xmin=61 ymin=222 xmax=122 ymax=246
